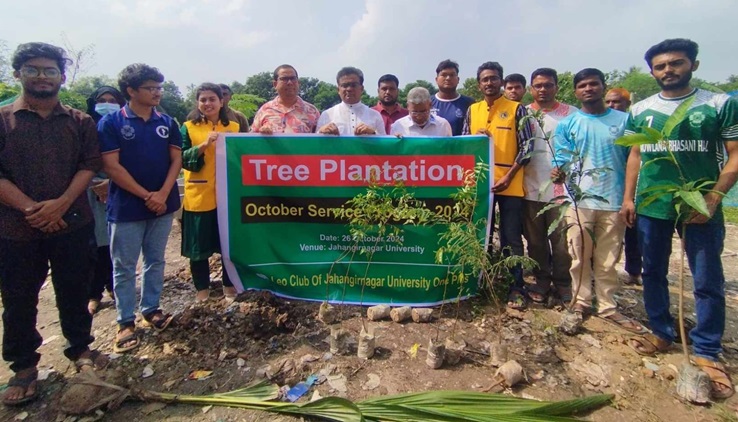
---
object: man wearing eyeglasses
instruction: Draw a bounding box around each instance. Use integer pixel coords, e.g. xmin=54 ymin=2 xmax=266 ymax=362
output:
xmin=0 ymin=42 xmax=106 ymax=406
xmin=389 ymin=87 xmax=452 ymax=137
xmin=251 ymin=65 xmax=320 ymax=134
xmin=462 ymin=61 xmax=535 ymax=310
xmin=317 ymin=67 xmax=386 ymax=136
xmin=98 ymin=63 xmax=182 ymax=353
xmin=522 ymin=68 xmax=578 ymax=306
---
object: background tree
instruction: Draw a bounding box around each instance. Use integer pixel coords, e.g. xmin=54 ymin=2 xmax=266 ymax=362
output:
xmin=229 ymin=93 xmax=265 ymax=120
xmin=606 ymin=67 xmax=659 ymax=103
xmin=58 ymin=88 xmax=86 ymax=110
xmin=0 ymin=40 xmax=13 ymax=85
xmin=459 ymin=77 xmax=483 ymax=102
xmin=298 ymin=77 xmax=322 ymax=105
xmin=159 ymin=80 xmax=188 ymax=122
xmin=68 ymin=75 xmax=118 ymax=99
xmin=398 ymin=80 xmax=438 ymax=106
xmin=60 ymin=32 xmax=95 ymax=88
xmin=244 ymin=71 xmax=275 ymax=101
xmin=554 ymin=71 xmax=578 ymax=107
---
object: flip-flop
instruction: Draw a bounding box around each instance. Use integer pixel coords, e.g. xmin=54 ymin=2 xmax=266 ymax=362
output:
xmin=2 ymin=369 xmax=39 ymax=406
xmin=74 ymin=350 xmax=110 ymax=372
xmin=693 ymin=356 xmax=735 ymax=399
xmin=507 ymin=291 xmax=527 ymax=310
xmin=142 ymin=310 xmax=173 ymax=332
xmin=628 ymin=333 xmax=672 ymax=356
xmin=601 ymin=312 xmax=648 ymax=334
xmin=526 ymin=289 xmax=548 ymax=304
xmin=113 ymin=327 xmax=140 ymax=353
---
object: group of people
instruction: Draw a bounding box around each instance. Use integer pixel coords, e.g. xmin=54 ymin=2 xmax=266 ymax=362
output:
xmin=0 ymin=36 xmax=736 ymax=406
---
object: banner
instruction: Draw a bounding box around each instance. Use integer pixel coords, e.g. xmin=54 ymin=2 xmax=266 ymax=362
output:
xmin=216 ymin=134 xmax=492 ymax=306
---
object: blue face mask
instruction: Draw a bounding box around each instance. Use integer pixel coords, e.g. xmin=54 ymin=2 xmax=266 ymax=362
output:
xmin=94 ymin=103 xmax=120 ymax=116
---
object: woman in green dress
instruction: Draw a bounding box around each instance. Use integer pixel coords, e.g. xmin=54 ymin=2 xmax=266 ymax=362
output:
xmin=181 ymin=83 xmax=240 ymax=302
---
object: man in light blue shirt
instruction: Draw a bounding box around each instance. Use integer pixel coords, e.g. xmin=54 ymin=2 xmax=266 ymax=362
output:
xmin=551 ymin=68 xmax=645 ymax=334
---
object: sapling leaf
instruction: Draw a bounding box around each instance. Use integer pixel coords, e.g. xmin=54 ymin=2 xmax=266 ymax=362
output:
xmin=663 ymin=95 xmax=696 ymax=137
xmin=548 ymin=206 xmax=569 ymax=236
xmin=642 ymin=126 xmax=664 ymax=142
xmin=615 ymin=133 xmax=658 ymax=146
xmin=641 ymin=156 xmax=677 ymax=171
xmin=677 ymin=190 xmax=710 ymax=217
xmin=536 ymin=201 xmax=564 ymax=218
xmin=585 ymin=227 xmax=597 ymax=247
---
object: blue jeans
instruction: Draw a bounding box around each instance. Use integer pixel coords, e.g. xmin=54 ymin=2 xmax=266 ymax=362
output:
xmin=488 ymin=195 xmax=525 ymax=292
xmin=637 ymin=214 xmax=726 ymax=360
xmin=109 ymin=214 xmax=174 ymax=326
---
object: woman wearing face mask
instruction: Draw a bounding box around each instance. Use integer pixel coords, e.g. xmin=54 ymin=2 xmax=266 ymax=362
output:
xmin=181 ymin=83 xmax=240 ymax=303
xmin=85 ymin=86 xmax=126 ymax=314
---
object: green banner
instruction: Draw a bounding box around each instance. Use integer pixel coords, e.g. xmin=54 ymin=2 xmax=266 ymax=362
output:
xmin=216 ymin=134 xmax=491 ymax=306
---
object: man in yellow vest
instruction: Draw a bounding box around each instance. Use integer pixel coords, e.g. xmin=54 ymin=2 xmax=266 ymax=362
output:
xmin=462 ymin=61 xmax=534 ymax=310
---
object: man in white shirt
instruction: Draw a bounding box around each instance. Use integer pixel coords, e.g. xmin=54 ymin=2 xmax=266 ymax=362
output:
xmin=317 ymin=67 xmax=386 ymax=136
xmin=390 ymin=87 xmax=452 ymax=137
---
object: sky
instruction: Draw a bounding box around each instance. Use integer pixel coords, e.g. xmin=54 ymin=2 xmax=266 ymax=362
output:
xmin=3 ymin=0 xmax=737 ymax=91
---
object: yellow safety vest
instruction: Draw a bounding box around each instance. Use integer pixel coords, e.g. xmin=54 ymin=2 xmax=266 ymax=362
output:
xmin=182 ymin=120 xmax=239 ymax=211
xmin=468 ymin=97 xmax=524 ymax=197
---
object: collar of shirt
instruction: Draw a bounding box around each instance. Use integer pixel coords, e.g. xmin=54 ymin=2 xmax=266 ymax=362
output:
xmin=274 ymin=96 xmax=306 ymax=112
xmin=340 ymin=101 xmax=368 ymax=111
xmin=12 ymin=97 xmax=69 ymax=117
xmin=409 ymin=114 xmax=440 ymax=129
xmin=373 ymin=102 xmax=406 ymax=116
xmin=122 ymin=104 xmax=163 ymax=120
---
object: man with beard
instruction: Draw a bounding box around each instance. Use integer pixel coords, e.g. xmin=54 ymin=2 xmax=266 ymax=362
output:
xmin=389 ymin=87 xmax=451 ymax=137
xmin=317 ymin=67 xmax=385 ymax=136
xmin=0 ymin=42 xmax=107 ymax=406
xmin=462 ymin=61 xmax=534 ymax=310
xmin=503 ymin=73 xmax=527 ymax=102
xmin=251 ymin=64 xmax=320 ymax=134
xmin=431 ymin=59 xmax=474 ymax=136
xmin=371 ymin=74 xmax=408 ymax=135
xmin=522 ymin=68 xmax=577 ymax=305
xmin=551 ymin=68 xmax=640 ymax=333
xmin=621 ymin=39 xmax=738 ymax=399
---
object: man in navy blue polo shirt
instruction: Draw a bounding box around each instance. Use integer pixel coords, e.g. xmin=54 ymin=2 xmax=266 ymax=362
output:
xmin=98 ymin=63 xmax=182 ymax=353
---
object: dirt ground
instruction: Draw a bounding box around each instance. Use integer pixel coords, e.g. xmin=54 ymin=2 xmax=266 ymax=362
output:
xmin=3 ymin=223 xmax=738 ymax=422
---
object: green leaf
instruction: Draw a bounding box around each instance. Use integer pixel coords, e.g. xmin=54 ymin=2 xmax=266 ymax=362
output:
xmin=548 ymin=205 xmax=569 ymax=236
xmin=641 ymin=126 xmax=663 ymax=142
xmin=280 ymin=397 xmax=364 ymax=422
xmin=677 ymin=190 xmax=710 ymax=217
xmin=641 ymin=156 xmax=676 ymax=171
xmin=535 ymin=201 xmax=563 ymax=218
xmin=662 ymin=95 xmax=696 ymax=137
xmin=585 ymin=227 xmax=597 ymax=247
xmin=614 ymin=133 xmax=658 ymax=146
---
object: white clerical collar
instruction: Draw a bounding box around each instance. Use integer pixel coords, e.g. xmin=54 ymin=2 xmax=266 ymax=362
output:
xmin=341 ymin=101 xmax=364 ymax=109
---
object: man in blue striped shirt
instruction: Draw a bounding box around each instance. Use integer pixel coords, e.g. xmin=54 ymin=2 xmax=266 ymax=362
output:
xmin=552 ymin=68 xmax=645 ymax=334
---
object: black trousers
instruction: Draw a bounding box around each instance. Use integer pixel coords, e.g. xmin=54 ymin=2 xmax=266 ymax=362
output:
xmin=190 ymin=257 xmax=233 ymax=291
xmin=89 ymin=245 xmax=114 ymax=301
xmin=0 ymin=224 xmax=94 ymax=372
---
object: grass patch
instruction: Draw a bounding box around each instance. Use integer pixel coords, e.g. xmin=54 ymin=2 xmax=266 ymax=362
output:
xmin=725 ymin=207 xmax=738 ymax=225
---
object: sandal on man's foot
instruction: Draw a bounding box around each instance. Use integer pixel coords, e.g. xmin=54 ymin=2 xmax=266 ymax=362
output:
xmin=601 ymin=311 xmax=648 ymax=334
xmin=693 ymin=356 xmax=735 ymax=399
xmin=526 ymin=289 xmax=548 ymax=304
xmin=555 ymin=286 xmax=573 ymax=304
xmin=507 ymin=291 xmax=527 ymax=311
xmin=74 ymin=349 xmax=110 ymax=373
xmin=571 ymin=303 xmax=592 ymax=317
xmin=113 ymin=325 xmax=139 ymax=353
xmin=223 ymin=286 xmax=238 ymax=301
xmin=628 ymin=333 xmax=672 ymax=356
xmin=2 ymin=368 xmax=39 ymax=407
xmin=142 ymin=310 xmax=173 ymax=332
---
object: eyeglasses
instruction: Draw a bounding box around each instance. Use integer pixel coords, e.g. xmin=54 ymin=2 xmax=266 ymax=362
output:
xmin=20 ymin=66 xmax=60 ymax=78
xmin=278 ymin=76 xmax=298 ymax=83
xmin=480 ymin=76 xmax=501 ymax=83
xmin=532 ymin=83 xmax=556 ymax=91
xmin=339 ymin=82 xmax=360 ymax=89
xmin=409 ymin=110 xmax=430 ymax=116
xmin=138 ymin=86 xmax=164 ymax=93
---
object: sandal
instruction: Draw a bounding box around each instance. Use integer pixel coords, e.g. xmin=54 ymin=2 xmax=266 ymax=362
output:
xmin=2 ymin=368 xmax=39 ymax=406
xmin=526 ymin=289 xmax=548 ymax=304
xmin=628 ymin=333 xmax=672 ymax=356
xmin=693 ymin=356 xmax=735 ymax=399
xmin=507 ymin=291 xmax=527 ymax=310
xmin=223 ymin=286 xmax=238 ymax=300
xmin=142 ymin=310 xmax=173 ymax=332
xmin=113 ymin=325 xmax=140 ymax=353
xmin=571 ymin=303 xmax=593 ymax=317
xmin=601 ymin=312 xmax=648 ymax=334
xmin=555 ymin=285 xmax=573 ymax=304
xmin=74 ymin=349 xmax=109 ymax=372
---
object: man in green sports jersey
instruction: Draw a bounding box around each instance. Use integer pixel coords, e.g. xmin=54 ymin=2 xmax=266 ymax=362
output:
xmin=620 ymin=38 xmax=738 ymax=399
